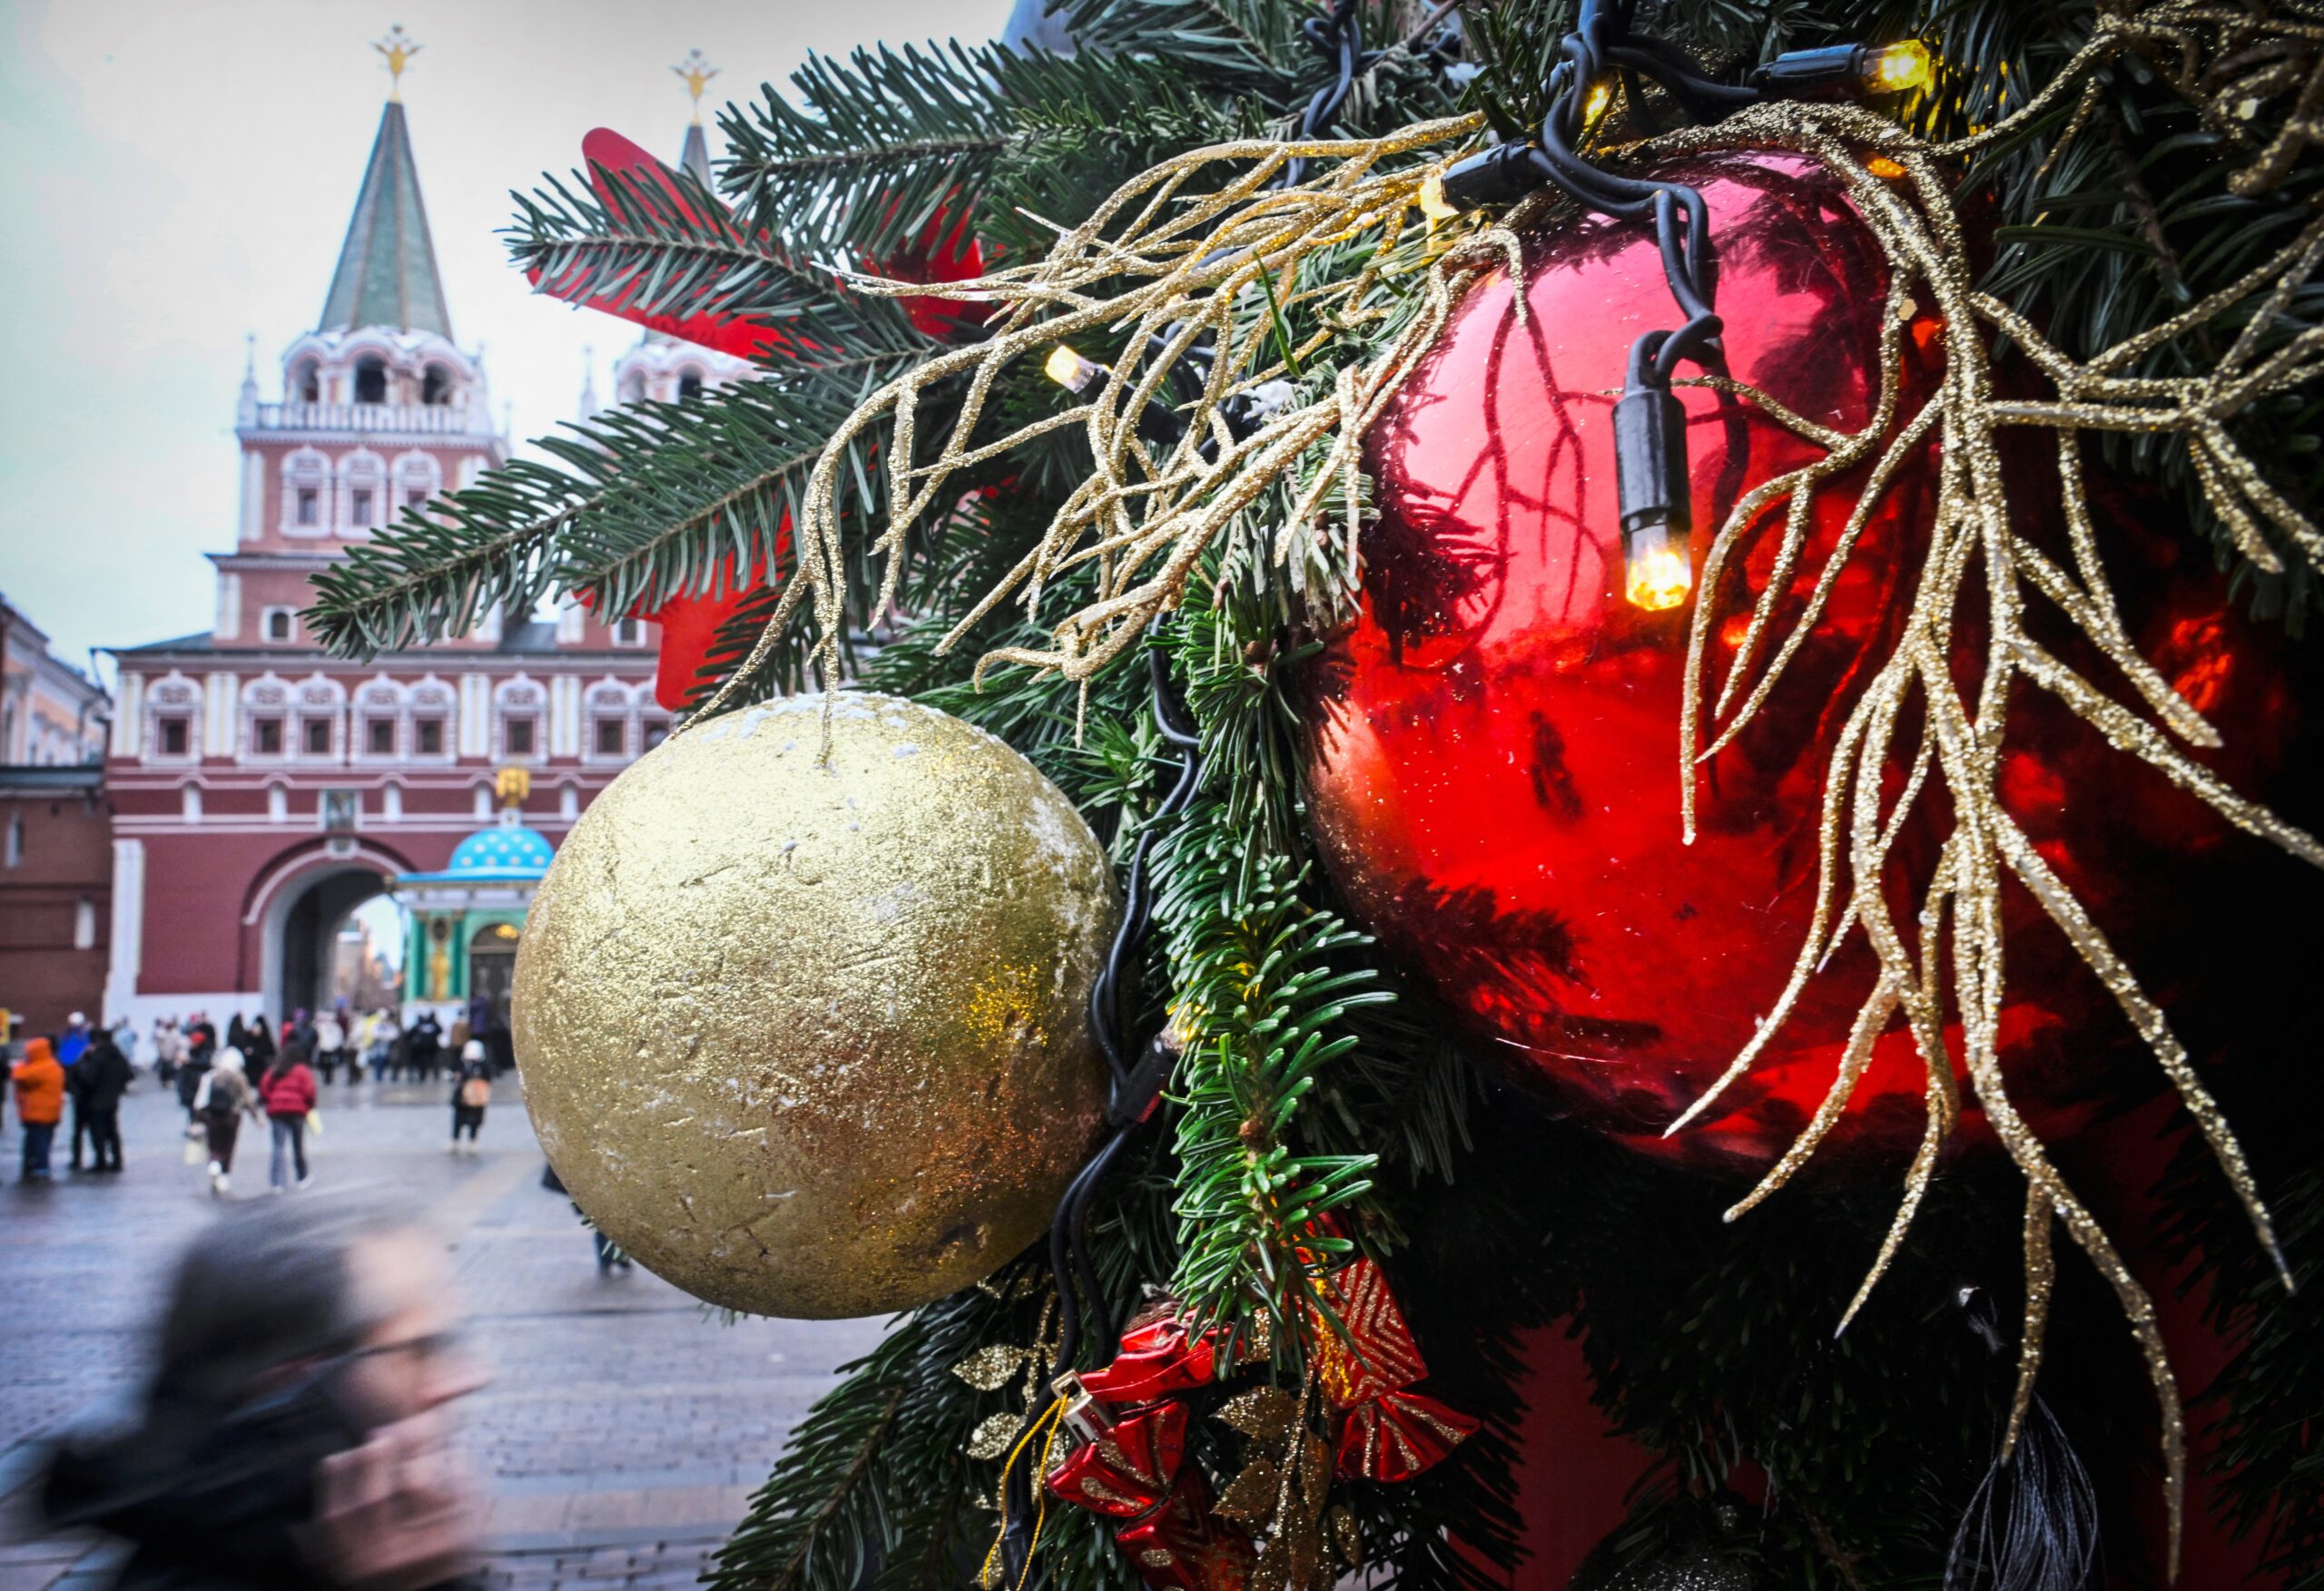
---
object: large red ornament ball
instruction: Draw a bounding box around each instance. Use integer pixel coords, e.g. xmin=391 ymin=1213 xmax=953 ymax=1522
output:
xmin=1304 ymin=152 xmax=2302 ymax=1173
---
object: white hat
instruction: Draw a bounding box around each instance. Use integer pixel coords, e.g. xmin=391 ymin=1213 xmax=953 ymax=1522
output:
xmin=68 ymin=1011 xmax=86 ymax=1025
xmin=461 ymin=1040 xmax=487 ymax=1062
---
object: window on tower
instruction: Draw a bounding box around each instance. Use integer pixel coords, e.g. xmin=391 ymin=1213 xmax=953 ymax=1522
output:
xmin=265 ymin=609 xmax=295 ymax=643
xmin=157 ymin=716 xmax=189 ymax=757
xmin=294 ymin=360 xmax=320 ymax=403
xmin=505 ymin=718 xmax=537 ymax=756
xmin=367 ymin=717 xmax=396 ymax=754
xmin=421 ymin=365 xmax=453 ymax=406
xmin=304 ymin=718 xmax=332 ymax=755
xmin=253 ymin=716 xmax=284 ymax=755
xmin=355 ymin=357 xmax=388 ymax=404
xmin=643 ymin=718 xmax=670 ymax=751
xmin=595 ymin=718 xmax=625 ymax=755
xmin=297 ymin=489 xmax=320 ymax=525
xmin=351 ymin=488 xmax=374 ymax=525
xmin=677 ymin=368 xmax=704 ymax=400
xmin=612 ymin=618 xmax=647 ymax=647
xmin=415 ymin=717 xmax=445 ymax=755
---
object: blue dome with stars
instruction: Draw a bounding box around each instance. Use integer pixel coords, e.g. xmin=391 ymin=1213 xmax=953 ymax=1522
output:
xmin=442 ymin=816 xmax=555 ymax=880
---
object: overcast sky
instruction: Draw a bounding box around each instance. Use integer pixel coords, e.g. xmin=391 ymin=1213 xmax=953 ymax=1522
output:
xmin=0 ymin=0 xmax=1016 ymax=678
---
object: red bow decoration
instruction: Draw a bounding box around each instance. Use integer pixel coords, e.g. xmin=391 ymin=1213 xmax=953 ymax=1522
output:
xmin=1077 ymin=1302 xmax=1223 ymax=1405
xmin=1112 ymin=1468 xmax=1256 ymax=1591
xmin=1333 ymin=1390 xmax=1478 ymax=1485
xmin=1045 ymin=1399 xmax=1187 ymax=1518
xmin=1305 ymin=1254 xmax=1475 ymax=1482
xmin=540 ymin=129 xmax=794 ymax=360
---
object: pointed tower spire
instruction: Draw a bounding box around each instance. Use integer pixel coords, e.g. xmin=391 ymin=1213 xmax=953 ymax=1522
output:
xmin=673 ymin=50 xmax=717 ymax=184
xmin=319 ymin=29 xmax=453 ymax=339
xmin=238 ymin=333 xmax=260 ymax=425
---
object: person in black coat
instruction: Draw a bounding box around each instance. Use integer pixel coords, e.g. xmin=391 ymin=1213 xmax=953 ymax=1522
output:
xmin=71 ymin=1036 xmax=133 ymax=1172
xmin=405 ymin=1013 xmax=443 ymax=1085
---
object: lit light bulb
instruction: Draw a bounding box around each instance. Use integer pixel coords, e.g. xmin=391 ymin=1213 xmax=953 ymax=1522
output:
xmin=1623 ymin=524 xmax=1694 ymax=613
xmin=1044 ymin=345 xmax=1102 ymax=393
xmin=1581 ymin=76 xmax=1615 ymax=131
xmin=1861 ymin=39 xmax=1932 ymax=94
xmin=1417 ymin=170 xmax=1458 ymax=222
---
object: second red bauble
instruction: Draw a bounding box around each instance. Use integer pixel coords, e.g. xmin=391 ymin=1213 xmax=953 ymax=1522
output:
xmin=1304 ymin=151 xmax=2299 ymax=1173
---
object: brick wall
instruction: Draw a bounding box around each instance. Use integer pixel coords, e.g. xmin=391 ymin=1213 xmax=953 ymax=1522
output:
xmin=0 ymin=771 xmax=112 ymax=1037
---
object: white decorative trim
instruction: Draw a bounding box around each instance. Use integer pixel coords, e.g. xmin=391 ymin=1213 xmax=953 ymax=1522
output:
xmin=240 ymin=450 xmax=264 ymax=542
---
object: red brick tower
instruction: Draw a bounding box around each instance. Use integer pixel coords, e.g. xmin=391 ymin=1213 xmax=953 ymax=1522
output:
xmin=103 ymin=39 xmax=662 ymax=1029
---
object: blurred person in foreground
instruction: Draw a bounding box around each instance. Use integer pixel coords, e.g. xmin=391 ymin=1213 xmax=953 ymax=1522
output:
xmin=40 ymin=1197 xmax=487 ymax=1589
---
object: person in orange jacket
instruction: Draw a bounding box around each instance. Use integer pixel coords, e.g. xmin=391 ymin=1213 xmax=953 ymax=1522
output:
xmin=12 ymin=1037 xmax=66 ymax=1182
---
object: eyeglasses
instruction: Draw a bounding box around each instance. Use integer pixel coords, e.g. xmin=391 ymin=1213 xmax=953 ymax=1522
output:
xmin=340 ymin=1329 xmax=464 ymax=1368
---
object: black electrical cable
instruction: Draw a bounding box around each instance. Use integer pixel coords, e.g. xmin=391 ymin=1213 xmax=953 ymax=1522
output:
xmin=1042 ymin=0 xmax=1367 ymax=1390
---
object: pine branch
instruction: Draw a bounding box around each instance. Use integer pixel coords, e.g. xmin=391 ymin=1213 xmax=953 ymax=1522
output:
xmin=306 ymin=369 xmax=908 ymax=656
xmin=509 ymin=160 xmax=927 ymax=357
xmin=722 ymin=42 xmax=1019 ymax=260
xmin=1055 ymin=0 xmax=1305 ymax=85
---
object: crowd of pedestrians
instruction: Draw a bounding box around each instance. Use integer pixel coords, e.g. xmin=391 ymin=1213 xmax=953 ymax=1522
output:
xmin=9 ymin=996 xmax=512 ymax=1193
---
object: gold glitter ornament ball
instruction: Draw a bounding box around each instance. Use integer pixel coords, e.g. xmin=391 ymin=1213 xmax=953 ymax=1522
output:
xmin=513 ymin=692 xmax=1118 ymax=1319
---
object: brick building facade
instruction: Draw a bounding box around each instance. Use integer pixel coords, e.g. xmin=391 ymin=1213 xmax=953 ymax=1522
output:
xmin=102 ymin=85 xmax=674 ymax=1029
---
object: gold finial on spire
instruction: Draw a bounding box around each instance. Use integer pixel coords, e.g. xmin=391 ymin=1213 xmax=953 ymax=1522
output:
xmin=374 ymin=25 xmax=421 ymax=101
xmin=674 ymin=49 xmax=719 ymax=124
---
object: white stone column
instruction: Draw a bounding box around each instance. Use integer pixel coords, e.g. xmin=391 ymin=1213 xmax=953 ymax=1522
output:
xmin=103 ymin=839 xmax=145 ymax=1018
xmin=550 ymin=675 xmax=580 ymax=757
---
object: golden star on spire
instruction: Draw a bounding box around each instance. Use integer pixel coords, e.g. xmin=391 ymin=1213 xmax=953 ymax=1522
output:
xmin=374 ymin=25 xmax=421 ymax=101
xmin=674 ymin=49 xmax=719 ymax=124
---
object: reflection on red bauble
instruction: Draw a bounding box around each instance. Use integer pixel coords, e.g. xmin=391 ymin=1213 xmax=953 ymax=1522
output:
xmin=1305 ymin=152 xmax=2302 ymax=1173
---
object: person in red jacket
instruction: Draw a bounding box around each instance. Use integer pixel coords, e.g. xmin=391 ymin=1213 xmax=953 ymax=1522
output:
xmin=11 ymin=1037 xmax=65 ymax=1182
xmin=258 ymin=1047 xmax=318 ymax=1193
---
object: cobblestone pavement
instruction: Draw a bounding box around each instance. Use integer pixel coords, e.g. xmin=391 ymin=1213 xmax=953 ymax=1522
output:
xmin=0 ymin=1074 xmax=887 ymax=1589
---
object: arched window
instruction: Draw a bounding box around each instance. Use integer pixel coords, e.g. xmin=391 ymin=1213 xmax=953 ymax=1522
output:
xmin=494 ymin=677 xmax=545 ymax=762
xmin=354 ymin=678 xmax=405 ymax=761
xmin=420 ymin=364 xmax=453 ymax=406
xmin=585 ymin=682 xmax=633 ymax=762
xmin=293 ymin=358 xmax=320 ymax=404
xmin=243 ymin=676 xmax=291 ymax=761
xmin=340 ymin=452 xmax=386 ymax=534
xmin=409 ymin=679 xmax=455 ymax=759
xmin=354 ymin=356 xmax=388 ymax=404
xmin=145 ymin=675 xmax=201 ymax=762
xmin=677 ymin=367 xmax=705 ymax=401
xmin=281 ymin=449 xmax=330 ymax=535
xmin=391 ymin=453 xmax=442 ymax=519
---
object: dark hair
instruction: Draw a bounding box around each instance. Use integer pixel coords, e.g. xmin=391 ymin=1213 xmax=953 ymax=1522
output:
xmin=149 ymin=1198 xmax=410 ymax=1412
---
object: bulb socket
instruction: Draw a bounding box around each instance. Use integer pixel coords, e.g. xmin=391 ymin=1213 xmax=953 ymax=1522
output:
xmin=1751 ymin=40 xmax=1931 ymax=99
xmin=1436 ymin=141 xmax=1542 ymax=214
xmin=1614 ymin=380 xmax=1690 ymax=542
